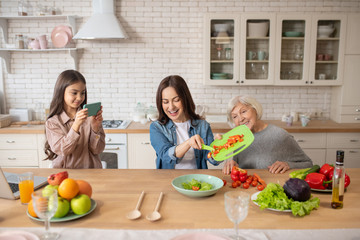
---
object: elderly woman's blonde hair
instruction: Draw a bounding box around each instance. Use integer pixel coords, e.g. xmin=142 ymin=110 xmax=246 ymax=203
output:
xmin=227 ymin=96 xmax=263 ymax=127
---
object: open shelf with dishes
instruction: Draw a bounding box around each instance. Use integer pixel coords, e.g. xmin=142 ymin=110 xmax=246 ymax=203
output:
xmin=0 ymin=15 xmax=80 ymax=73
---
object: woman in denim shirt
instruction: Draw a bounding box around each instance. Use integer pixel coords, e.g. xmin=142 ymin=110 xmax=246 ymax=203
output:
xmin=150 ymin=75 xmax=218 ymax=169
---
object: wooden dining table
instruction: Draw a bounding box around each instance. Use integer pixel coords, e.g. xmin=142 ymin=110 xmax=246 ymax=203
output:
xmin=1 ymin=168 xmax=359 ymax=231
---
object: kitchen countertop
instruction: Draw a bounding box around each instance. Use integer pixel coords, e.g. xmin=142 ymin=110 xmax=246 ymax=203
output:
xmin=1 ymin=168 xmax=359 ymax=230
xmin=1 ymin=120 xmax=360 ymax=134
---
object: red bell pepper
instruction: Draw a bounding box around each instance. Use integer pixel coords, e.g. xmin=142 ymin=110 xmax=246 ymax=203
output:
xmin=327 ymin=171 xmax=351 ymax=188
xmin=319 ymin=163 xmax=334 ymax=179
xmin=305 ymin=173 xmax=331 ymax=190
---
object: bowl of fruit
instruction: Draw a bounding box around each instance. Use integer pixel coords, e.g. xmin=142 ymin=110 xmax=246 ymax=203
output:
xmin=27 ymin=171 xmax=96 ymax=222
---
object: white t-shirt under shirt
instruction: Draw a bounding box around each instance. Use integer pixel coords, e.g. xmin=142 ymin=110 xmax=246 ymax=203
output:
xmin=174 ymin=120 xmax=197 ymax=169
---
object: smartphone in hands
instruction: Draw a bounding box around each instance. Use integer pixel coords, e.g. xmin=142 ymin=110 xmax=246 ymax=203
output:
xmin=83 ymin=102 xmax=101 ymax=117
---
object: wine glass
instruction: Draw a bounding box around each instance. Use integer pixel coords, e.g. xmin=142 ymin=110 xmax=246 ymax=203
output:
xmin=32 ymin=189 xmax=59 ymax=240
xmin=224 ymin=191 xmax=250 ymax=240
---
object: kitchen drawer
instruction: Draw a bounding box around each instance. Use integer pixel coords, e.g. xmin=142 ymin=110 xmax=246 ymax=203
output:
xmin=291 ymin=133 xmax=326 ymax=148
xmin=0 ymin=134 xmax=38 ymax=150
xmin=0 ymin=150 xmax=39 ymax=167
xmin=337 ymin=115 xmax=360 ymax=123
xmin=326 ymin=149 xmax=360 ymax=168
xmin=340 ymin=106 xmax=360 ymax=115
xmin=327 ymin=133 xmax=360 ymax=148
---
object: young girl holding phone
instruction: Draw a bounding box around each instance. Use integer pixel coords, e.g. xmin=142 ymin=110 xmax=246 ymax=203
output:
xmin=44 ymin=70 xmax=105 ymax=168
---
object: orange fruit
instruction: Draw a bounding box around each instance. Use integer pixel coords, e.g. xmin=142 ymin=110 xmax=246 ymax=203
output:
xmin=76 ymin=180 xmax=92 ymax=198
xmin=27 ymin=199 xmax=37 ymax=218
xmin=58 ymin=178 xmax=79 ymax=200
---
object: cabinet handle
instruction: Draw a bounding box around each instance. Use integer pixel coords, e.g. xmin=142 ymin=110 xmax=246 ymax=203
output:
xmin=355 ymin=117 xmax=360 ymax=120
xmin=355 ymin=109 xmax=360 ymax=112
xmin=296 ymin=139 xmax=305 ymax=142
xmin=104 ymin=147 xmax=120 ymax=150
xmin=141 ymin=142 xmax=151 ymax=145
xmin=8 ymin=157 xmax=16 ymax=160
xmin=349 ymin=151 xmax=358 ymax=153
xmin=6 ymin=140 xmax=15 ymax=143
xmin=350 ymin=139 xmax=359 ymax=142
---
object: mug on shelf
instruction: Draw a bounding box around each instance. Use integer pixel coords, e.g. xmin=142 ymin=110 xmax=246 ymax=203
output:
xmin=37 ymin=35 xmax=48 ymax=49
xmin=247 ymin=51 xmax=257 ymax=60
xmin=257 ymin=50 xmax=267 ymax=60
xmin=316 ymin=53 xmax=324 ymax=61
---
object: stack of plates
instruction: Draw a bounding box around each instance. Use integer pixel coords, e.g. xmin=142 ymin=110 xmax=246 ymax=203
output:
xmin=51 ymin=25 xmax=73 ymax=48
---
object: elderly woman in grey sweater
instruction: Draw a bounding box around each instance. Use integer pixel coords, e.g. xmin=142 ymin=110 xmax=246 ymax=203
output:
xmin=222 ymin=95 xmax=313 ymax=175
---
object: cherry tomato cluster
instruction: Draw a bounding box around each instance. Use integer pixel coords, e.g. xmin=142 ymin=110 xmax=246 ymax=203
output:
xmin=229 ymin=166 xmax=265 ymax=191
xmin=207 ymin=134 xmax=244 ymax=159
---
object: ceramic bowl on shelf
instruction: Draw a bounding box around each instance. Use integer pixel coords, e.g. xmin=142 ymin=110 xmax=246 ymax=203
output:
xmin=317 ymin=27 xmax=334 ymax=38
xmin=283 ymin=31 xmax=303 ymax=37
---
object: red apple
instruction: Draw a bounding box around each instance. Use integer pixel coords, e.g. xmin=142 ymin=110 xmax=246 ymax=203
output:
xmin=47 ymin=171 xmax=69 ymax=186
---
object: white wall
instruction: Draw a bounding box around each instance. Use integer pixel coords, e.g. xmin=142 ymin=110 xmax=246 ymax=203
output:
xmin=0 ymin=0 xmax=359 ymax=120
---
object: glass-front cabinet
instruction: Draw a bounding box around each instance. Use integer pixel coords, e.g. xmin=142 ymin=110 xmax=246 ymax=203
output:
xmin=275 ymin=15 xmax=312 ymax=85
xmin=204 ymin=13 xmax=347 ymax=86
xmin=240 ymin=14 xmax=276 ymax=85
xmin=204 ymin=14 xmax=240 ymax=85
xmin=309 ymin=15 xmax=347 ymax=85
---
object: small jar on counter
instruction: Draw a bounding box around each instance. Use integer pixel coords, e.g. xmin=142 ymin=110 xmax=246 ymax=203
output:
xmin=15 ymin=34 xmax=25 ymax=49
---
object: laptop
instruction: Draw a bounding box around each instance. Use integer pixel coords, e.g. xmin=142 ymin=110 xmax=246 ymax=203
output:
xmin=0 ymin=167 xmax=48 ymax=200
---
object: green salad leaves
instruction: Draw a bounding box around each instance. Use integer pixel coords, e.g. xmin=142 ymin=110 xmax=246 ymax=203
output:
xmin=254 ymin=183 xmax=320 ymax=217
xmin=182 ymin=179 xmax=213 ymax=191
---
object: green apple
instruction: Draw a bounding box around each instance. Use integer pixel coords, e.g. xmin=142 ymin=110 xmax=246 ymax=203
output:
xmin=50 ymin=196 xmax=70 ymax=218
xmin=71 ymin=194 xmax=91 ymax=215
xmin=42 ymin=184 xmax=59 ymax=197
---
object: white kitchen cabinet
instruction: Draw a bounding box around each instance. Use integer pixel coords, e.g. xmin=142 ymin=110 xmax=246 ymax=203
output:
xmin=345 ymin=14 xmax=360 ymax=54
xmin=330 ymin=56 xmax=360 ymax=123
xmin=0 ymin=134 xmax=39 ymax=167
xmin=326 ymin=133 xmax=360 ymax=168
xmin=204 ymin=14 xmax=240 ymax=85
xmin=239 ymin=14 xmax=276 ymax=85
xmin=127 ymin=133 xmax=156 ymax=169
xmin=275 ymin=14 xmax=346 ymax=86
xmin=0 ymin=15 xmax=80 ymax=73
xmin=308 ymin=14 xmax=346 ymax=85
xmin=290 ymin=133 xmax=326 ymax=166
xmin=274 ymin=14 xmax=312 ymax=85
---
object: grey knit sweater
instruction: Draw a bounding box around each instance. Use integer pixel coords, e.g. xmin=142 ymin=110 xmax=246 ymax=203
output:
xmin=233 ymin=124 xmax=313 ymax=169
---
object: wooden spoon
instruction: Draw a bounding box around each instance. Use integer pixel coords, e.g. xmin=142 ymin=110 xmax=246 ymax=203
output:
xmin=146 ymin=192 xmax=164 ymax=222
xmin=126 ymin=191 xmax=145 ymax=220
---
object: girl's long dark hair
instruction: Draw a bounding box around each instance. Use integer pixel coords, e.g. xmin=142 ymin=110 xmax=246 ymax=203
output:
xmin=155 ymin=75 xmax=202 ymax=125
xmin=44 ymin=70 xmax=87 ymax=160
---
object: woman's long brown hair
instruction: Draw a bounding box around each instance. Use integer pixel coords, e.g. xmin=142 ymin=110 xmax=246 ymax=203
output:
xmin=155 ymin=75 xmax=202 ymax=125
xmin=44 ymin=70 xmax=87 ymax=160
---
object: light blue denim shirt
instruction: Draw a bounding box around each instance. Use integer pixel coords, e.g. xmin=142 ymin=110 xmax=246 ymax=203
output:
xmin=150 ymin=119 xmax=219 ymax=169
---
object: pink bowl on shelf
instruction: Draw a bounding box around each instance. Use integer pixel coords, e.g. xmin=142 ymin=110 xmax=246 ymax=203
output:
xmin=51 ymin=25 xmax=73 ymax=48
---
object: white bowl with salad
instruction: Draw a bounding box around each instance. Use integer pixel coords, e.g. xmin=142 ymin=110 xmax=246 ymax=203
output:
xmin=171 ymin=174 xmax=224 ymax=197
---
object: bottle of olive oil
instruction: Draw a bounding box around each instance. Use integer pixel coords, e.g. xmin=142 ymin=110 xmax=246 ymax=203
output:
xmin=331 ymin=150 xmax=345 ymax=209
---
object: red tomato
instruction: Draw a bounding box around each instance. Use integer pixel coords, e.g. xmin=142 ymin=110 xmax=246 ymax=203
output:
xmin=207 ymin=152 xmax=212 ymax=159
xmin=239 ymin=175 xmax=247 ymax=183
xmin=232 ymin=182 xmax=238 ymax=188
xmin=235 ymin=181 xmax=241 ymax=187
xmin=222 ymin=179 xmax=227 ymax=186
xmin=251 ymin=180 xmax=258 ymax=187
xmin=253 ymin=176 xmax=258 ymax=182
xmin=239 ymin=169 xmax=247 ymax=176
xmin=231 ymin=166 xmax=240 ymax=176
xmin=230 ymin=173 xmax=240 ymax=182
xmin=247 ymin=175 xmax=253 ymax=182
xmin=192 ymin=186 xmax=200 ymax=191
xmin=246 ymin=178 xmax=252 ymax=184
xmin=242 ymin=182 xmax=250 ymax=189
xmin=257 ymin=185 xmax=265 ymax=191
